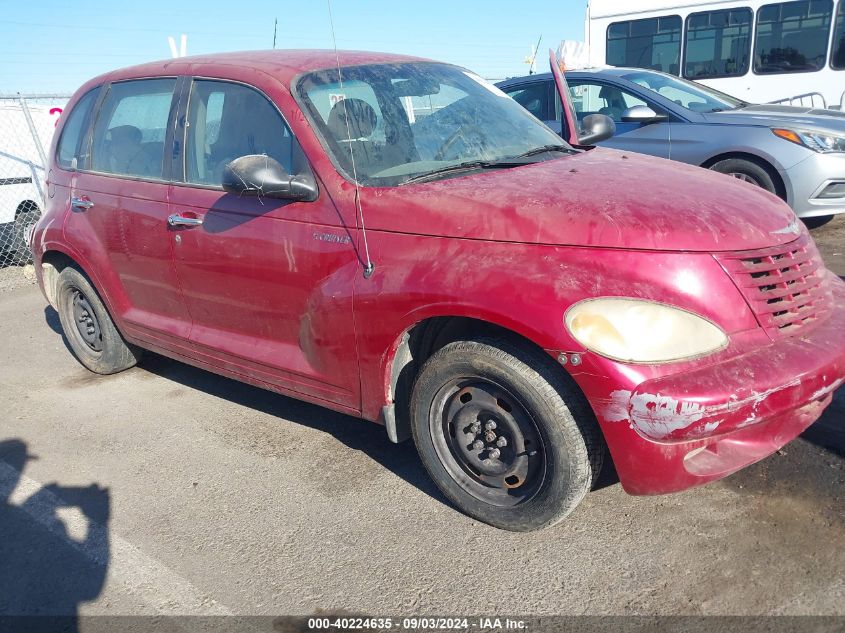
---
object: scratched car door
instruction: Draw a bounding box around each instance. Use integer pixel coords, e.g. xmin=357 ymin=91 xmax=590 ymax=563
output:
xmin=167 ymin=78 xmax=359 ymax=409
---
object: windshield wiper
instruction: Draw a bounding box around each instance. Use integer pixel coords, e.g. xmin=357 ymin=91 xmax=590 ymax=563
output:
xmin=400 ymin=160 xmax=502 ymax=185
xmin=497 ymin=144 xmax=574 ymax=161
xmin=711 ymin=103 xmax=750 ymax=113
xmin=400 ymin=145 xmax=573 ymax=185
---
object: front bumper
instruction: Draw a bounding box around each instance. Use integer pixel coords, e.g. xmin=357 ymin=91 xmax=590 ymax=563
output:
xmin=785 ymin=151 xmax=845 ymax=218
xmin=592 ymin=272 xmax=845 ymax=495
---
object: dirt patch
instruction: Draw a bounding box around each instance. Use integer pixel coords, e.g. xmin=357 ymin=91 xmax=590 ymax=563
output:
xmin=809 ymin=215 xmax=845 ymax=276
xmin=0 ymin=264 xmax=35 ymax=293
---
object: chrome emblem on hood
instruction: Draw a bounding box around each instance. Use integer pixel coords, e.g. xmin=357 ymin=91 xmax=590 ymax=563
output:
xmin=771 ymin=219 xmax=801 ymax=236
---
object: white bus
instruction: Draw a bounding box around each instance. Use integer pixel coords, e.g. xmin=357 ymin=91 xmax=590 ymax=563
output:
xmin=585 ymin=0 xmax=845 ymax=108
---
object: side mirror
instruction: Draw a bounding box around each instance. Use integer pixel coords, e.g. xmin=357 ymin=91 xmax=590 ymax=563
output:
xmin=222 ymin=155 xmax=317 ymax=202
xmin=621 ymin=105 xmax=668 ymax=123
xmin=578 ymin=113 xmax=616 ymax=145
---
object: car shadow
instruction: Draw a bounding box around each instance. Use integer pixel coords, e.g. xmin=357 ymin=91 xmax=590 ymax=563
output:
xmin=44 ymin=305 xmax=62 ymax=335
xmin=135 ymin=352 xmax=451 ymax=507
xmin=800 ymin=388 xmax=845 ymax=459
xmin=43 ymin=307 xmax=620 ymax=505
xmin=0 ymin=439 xmax=110 ymax=629
xmin=45 ymin=306 xmax=76 ymax=358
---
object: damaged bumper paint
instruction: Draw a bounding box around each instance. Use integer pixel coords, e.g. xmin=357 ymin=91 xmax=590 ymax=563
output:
xmin=593 ymin=272 xmax=845 ymax=496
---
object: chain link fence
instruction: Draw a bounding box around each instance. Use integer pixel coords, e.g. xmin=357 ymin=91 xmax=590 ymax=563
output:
xmin=0 ymin=94 xmax=70 ymax=268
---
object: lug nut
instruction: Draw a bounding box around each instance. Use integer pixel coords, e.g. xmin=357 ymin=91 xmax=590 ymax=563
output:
xmin=472 ymin=440 xmax=484 ymax=451
xmin=469 ymin=422 xmax=481 ymax=434
xmin=496 ymin=437 xmax=507 ymax=448
xmin=488 ymin=448 xmax=501 ymax=460
xmin=485 ymin=421 xmax=497 ymax=431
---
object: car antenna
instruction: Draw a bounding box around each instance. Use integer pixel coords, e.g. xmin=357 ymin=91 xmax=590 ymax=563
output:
xmin=327 ymin=0 xmax=375 ymax=279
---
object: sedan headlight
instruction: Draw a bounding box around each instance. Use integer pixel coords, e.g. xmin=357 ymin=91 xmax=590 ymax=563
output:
xmin=564 ymin=298 xmax=728 ymax=363
xmin=772 ymin=128 xmax=845 ymax=153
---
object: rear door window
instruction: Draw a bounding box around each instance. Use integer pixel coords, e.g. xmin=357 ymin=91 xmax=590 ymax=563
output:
xmin=501 ymin=82 xmax=552 ymax=121
xmin=90 ymin=78 xmax=177 ymax=180
xmin=56 ymin=88 xmax=98 ymax=170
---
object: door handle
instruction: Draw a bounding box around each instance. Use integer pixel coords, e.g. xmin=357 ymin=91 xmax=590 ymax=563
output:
xmin=71 ymin=196 xmax=94 ymax=211
xmin=167 ymin=214 xmax=203 ymax=228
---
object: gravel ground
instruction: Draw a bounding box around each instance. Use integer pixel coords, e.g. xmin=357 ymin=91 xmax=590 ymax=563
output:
xmin=0 ymin=262 xmax=36 ymax=293
xmin=812 ymin=215 xmax=845 ymax=276
xmin=0 ymin=219 xmax=843 ymax=619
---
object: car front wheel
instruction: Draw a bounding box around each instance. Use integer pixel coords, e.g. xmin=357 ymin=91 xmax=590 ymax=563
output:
xmin=709 ymin=158 xmax=777 ymax=195
xmin=410 ymin=338 xmax=605 ymax=531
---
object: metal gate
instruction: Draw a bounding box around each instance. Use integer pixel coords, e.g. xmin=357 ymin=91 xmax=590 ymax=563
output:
xmin=0 ymin=94 xmax=71 ymax=266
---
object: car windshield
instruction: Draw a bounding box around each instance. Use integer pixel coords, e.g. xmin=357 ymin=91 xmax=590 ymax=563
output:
xmin=296 ymin=62 xmax=571 ymax=186
xmin=621 ymin=71 xmax=747 ymax=113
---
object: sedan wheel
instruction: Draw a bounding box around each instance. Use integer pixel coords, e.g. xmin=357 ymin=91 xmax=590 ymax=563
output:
xmin=709 ymin=158 xmax=777 ymax=196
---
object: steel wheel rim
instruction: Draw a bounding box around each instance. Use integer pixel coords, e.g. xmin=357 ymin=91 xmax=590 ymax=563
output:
xmin=70 ymin=288 xmax=103 ymax=352
xmin=429 ymin=378 xmax=545 ymax=507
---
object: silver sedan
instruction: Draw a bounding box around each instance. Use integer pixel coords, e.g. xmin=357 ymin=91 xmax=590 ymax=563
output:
xmin=497 ymin=68 xmax=845 ymax=224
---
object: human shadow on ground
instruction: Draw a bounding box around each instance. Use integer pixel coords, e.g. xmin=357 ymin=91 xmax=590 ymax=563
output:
xmin=0 ymin=438 xmax=110 ymax=632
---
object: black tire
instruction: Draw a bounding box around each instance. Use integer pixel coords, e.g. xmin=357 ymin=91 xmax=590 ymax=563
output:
xmin=803 ymin=215 xmax=834 ymax=230
xmin=709 ymin=158 xmax=777 ymax=195
xmin=55 ymin=266 xmax=142 ymax=374
xmin=410 ymin=338 xmax=605 ymax=531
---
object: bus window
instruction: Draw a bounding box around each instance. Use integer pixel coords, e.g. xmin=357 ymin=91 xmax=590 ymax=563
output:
xmin=684 ymin=8 xmax=753 ymax=79
xmin=754 ymin=0 xmax=834 ymax=74
xmin=833 ymin=1 xmax=845 ymax=69
xmin=607 ymin=16 xmax=683 ymax=75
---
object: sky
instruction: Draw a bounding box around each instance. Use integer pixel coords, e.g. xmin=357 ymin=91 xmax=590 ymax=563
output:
xmin=0 ymin=0 xmax=587 ymax=95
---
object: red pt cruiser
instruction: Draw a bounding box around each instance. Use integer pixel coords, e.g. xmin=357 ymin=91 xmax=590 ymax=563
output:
xmin=32 ymin=50 xmax=845 ymax=531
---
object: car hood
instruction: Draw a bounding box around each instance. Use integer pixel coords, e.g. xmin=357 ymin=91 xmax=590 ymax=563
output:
xmin=703 ymin=104 xmax=845 ymax=134
xmin=363 ymin=148 xmax=800 ymax=252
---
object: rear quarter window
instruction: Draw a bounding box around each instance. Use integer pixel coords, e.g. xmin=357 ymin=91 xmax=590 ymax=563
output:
xmin=56 ymin=89 xmax=98 ymax=170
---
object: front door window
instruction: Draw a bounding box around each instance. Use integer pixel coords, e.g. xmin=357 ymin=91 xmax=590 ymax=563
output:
xmin=567 ymin=81 xmax=648 ymax=123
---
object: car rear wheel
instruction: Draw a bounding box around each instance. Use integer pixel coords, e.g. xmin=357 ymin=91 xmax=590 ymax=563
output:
xmin=709 ymin=158 xmax=777 ymax=195
xmin=56 ymin=266 xmax=142 ymax=374
xmin=410 ymin=338 xmax=604 ymax=531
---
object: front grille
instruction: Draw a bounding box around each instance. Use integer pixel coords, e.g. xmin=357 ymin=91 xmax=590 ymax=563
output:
xmin=717 ymin=233 xmax=833 ymax=337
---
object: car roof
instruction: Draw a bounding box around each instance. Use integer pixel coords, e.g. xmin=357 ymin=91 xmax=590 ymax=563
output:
xmin=83 ymin=49 xmax=434 ymax=89
xmin=496 ymin=67 xmax=660 ymax=86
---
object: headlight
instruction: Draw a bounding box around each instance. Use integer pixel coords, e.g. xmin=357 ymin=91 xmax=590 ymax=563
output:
xmin=564 ymin=298 xmax=728 ymax=363
xmin=772 ymin=128 xmax=845 ymax=153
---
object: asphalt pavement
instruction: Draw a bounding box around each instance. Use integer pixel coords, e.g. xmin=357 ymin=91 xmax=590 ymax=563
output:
xmin=0 ymin=218 xmax=843 ymax=618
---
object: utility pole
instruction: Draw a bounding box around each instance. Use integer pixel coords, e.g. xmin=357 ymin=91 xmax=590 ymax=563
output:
xmin=273 ymin=18 xmax=278 ymax=49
